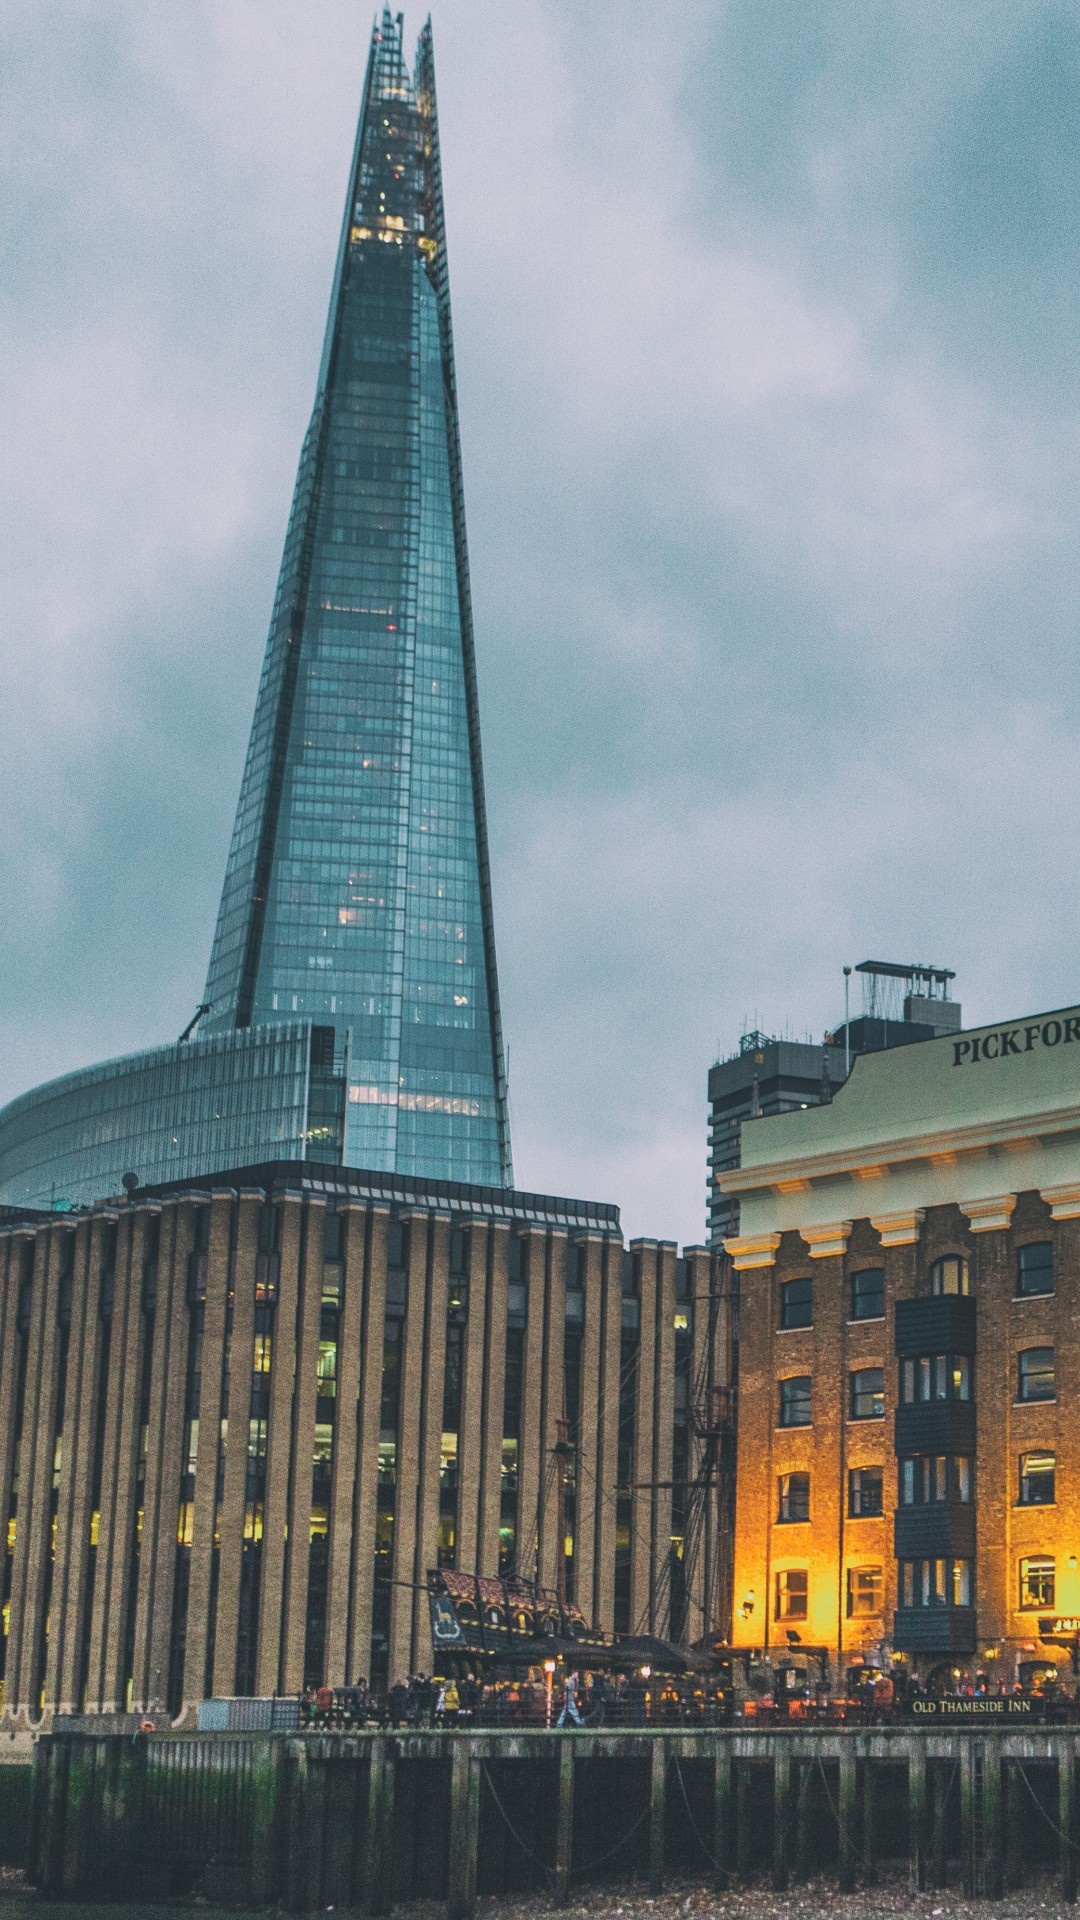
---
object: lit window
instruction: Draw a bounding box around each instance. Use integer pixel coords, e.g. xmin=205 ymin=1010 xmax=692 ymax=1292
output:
xmin=902 ymin=1355 xmax=970 ymax=1402
xmin=1018 ymin=1451 xmax=1055 ymax=1506
xmin=777 ymin=1472 xmax=810 ymax=1523
xmin=850 ymin=1367 xmax=884 ymax=1420
xmin=1018 ymin=1348 xmax=1055 ymax=1402
xmin=775 ymin=1569 xmax=808 ymax=1620
xmin=850 ymin=1269 xmax=885 ymax=1321
xmin=848 ymin=1467 xmax=883 ymax=1517
xmin=1019 ymin=1557 xmax=1055 ymax=1609
xmin=847 ymin=1566 xmax=883 ymax=1617
xmin=778 ymin=1376 xmax=811 ymax=1427
xmin=899 ymin=1557 xmax=972 ymax=1608
xmin=1016 ymin=1243 xmax=1054 ymax=1298
xmin=779 ymin=1278 xmax=813 ymax=1330
xmin=930 ymin=1255 xmax=970 ymax=1296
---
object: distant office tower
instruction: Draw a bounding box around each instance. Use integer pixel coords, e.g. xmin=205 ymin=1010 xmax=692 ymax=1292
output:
xmin=708 ymin=963 xmax=961 ymax=1246
xmin=0 ymin=11 xmax=512 ymax=1206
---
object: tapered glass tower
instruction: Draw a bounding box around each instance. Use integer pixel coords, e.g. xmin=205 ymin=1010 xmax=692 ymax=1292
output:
xmin=203 ymin=11 xmax=511 ymax=1187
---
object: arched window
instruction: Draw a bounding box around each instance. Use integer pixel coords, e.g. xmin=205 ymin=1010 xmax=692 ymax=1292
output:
xmin=930 ymin=1254 xmax=969 ymax=1296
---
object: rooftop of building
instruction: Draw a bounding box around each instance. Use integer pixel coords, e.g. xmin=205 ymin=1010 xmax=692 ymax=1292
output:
xmin=719 ymin=997 xmax=1080 ymax=1252
xmin=0 ymin=1159 xmax=624 ymax=1237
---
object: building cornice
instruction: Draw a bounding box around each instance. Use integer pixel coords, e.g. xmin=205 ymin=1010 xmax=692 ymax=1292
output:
xmin=719 ymin=1102 xmax=1080 ymax=1198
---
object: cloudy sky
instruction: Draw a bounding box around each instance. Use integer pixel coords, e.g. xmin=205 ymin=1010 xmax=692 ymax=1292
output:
xmin=3 ymin=1 xmax=1080 ymax=1246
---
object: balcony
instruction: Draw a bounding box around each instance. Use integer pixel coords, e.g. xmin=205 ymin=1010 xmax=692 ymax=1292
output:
xmin=892 ymin=1606 xmax=977 ymax=1654
xmin=894 ymin=1503 xmax=977 ymax=1559
xmin=895 ymin=1295 xmax=976 ymax=1358
xmin=895 ymin=1400 xmax=976 ymax=1456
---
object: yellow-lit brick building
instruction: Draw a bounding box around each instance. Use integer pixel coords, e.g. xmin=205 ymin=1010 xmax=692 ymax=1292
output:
xmin=723 ymin=1001 xmax=1080 ymax=1690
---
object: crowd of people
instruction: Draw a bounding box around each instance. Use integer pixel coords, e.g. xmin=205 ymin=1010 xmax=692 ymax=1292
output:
xmin=299 ymin=1668 xmax=732 ymax=1729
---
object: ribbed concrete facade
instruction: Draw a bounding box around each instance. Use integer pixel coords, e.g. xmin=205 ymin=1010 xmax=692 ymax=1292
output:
xmin=0 ymin=1165 xmax=729 ymax=1728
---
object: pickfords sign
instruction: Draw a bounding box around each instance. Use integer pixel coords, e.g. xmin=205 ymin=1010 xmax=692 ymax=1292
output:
xmin=953 ymin=1016 xmax=1080 ymax=1066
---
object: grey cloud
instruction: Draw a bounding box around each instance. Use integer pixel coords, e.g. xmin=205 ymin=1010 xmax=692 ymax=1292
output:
xmin=2 ymin=1 xmax=1079 ymax=1245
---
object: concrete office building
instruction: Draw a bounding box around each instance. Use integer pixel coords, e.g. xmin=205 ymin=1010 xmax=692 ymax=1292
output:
xmin=708 ymin=962 xmax=961 ymax=1246
xmin=0 ymin=1166 xmax=729 ymax=1731
xmin=723 ymin=999 xmax=1080 ymax=1690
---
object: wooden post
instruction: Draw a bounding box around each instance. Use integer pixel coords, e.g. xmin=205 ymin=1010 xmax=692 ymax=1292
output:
xmin=861 ymin=1756 xmax=877 ymax=1885
xmin=713 ymin=1746 xmax=732 ymax=1891
xmin=648 ymin=1738 xmax=666 ymax=1895
xmin=364 ymin=1737 xmax=396 ymax=1917
xmin=1005 ymin=1756 xmax=1024 ymax=1891
xmin=931 ymin=1760 xmax=949 ymax=1889
xmin=61 ymin=1737 xmax=96 ymax=1896
xmin=735 ymin=1759 xmax=753 ymax=1882
xmin=983 ymin=1740 xmax=1003 ymax=1901
xmin=1059 ymin=1745 xmax=1077 ymax=1905
xmin=838 ymin=1746 xmax=857 ymax=1893
xmin=908 ymin=1745 xmax=927 ymax=1893
xmin=447 ymin=1741 xmax=480 ymax=1920
xmin=960 ymin=1741 xmax=975 ymax=1898
xmin=795 ymin=1759 xmax=812 ymax=1878
xmin=285 ymin=1742 xmax=311 ymax=1914
xmin=554 ymin=1738 xmax=574 ymax=1907
xmin=41 ymin=1738 xmax=69 ymax=1897
xmin=250 ymin=1737 xmax=282 ymax=1908
xmin=771 ymin=1746 xmax=790 ymax=1891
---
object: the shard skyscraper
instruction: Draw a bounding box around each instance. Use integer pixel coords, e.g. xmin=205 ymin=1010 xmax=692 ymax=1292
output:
xmin=0 ymin=10 xmax=513 ymax=1203
xmin=203 ymin=11 xmax=511 ymax=1187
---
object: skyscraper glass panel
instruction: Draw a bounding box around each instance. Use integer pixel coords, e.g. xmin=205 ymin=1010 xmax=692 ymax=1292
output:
xmin=202 ymin=10 xmax=511 ymax=1188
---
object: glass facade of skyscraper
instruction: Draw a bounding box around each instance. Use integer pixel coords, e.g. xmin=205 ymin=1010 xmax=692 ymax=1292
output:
xmin=0 ymin=11 xmax=513 ymax=1208
xmin=203 ymin=13 xmax=511 ymax=1189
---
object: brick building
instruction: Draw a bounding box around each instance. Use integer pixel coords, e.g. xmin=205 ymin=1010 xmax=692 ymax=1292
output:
xmin=0 ymin=1164 xmax=728 ymax=1731
xmin=722 ymin=1000 xmax=1080 ymax=1690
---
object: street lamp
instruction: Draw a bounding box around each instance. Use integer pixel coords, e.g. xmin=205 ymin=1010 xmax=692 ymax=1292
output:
xmin=544 ymin=1659 xmax=556 ymax=1728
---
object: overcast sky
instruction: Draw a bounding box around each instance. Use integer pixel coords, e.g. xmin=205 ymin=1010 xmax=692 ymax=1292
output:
xmin=3 ymin=2 xmax=1080 ymax=1246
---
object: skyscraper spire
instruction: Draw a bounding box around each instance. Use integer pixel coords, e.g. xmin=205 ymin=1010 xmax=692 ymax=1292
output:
xmin=203 ymin=11 xmax=512 ymax=1187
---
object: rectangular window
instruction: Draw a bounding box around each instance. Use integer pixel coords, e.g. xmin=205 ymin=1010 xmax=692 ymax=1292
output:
xmin=779 ymin=1277 xmax=813 ymax=1330
xmin=904 ymin=1354 xmax=970 ymax=1402
xmin=1019 ymin=1557 xmax=1054 ymax=1609
xmin=848 ymin=1467 xmax=883 ymax=1517
xmin=850 ymin=1268 xmax=885 ymax=1321
xmin=847 ymin=1565 xmax=883 ymax=1618
xmin=1018 ymin=1347 xmax=1055 ymax=1402
xmin=1018 ymin=1451 xmax=1055 ymax=1506
xmin=899 ymin=1558 xmax=971 ymax=1608
xmin=777 ymin=1472 xmax=810 ymax=1523
xmin=954 ymin=1457 xmax=973 ymax=1502
xmin=1016 ymin=1242 xmax=1054 ymax=1298
xmin=849 ymin=1367 xmax=884 ymax=1420
xmin=778 ymin=1376 xmax=811 ymax=1428
xmin=775 ymin=1569 xmax=808 ymax=1620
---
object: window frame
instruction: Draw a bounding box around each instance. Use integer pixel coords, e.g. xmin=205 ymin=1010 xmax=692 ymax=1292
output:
xmin=1018 ymin=1556 xmax=1055 ymax=1610
xmin=777 ymin=1471 xmax=811 ymax=1524
xmin=778 ymin=1276 xmax=813 ymax=1331
xmin=847 ymin=1467 xmax=883 ymax=1518
xmin=849 ymin=1366 xmax=885 ymax=1421
xmin=849 ymin=1267 xmax=885 ymax=1322
xmin=775 ymin=1568 xmax=809 ymax=1621
xmin=1017 ymin=1347 xmax=1055 ymax=1403
xmin=930 ymin=1254 xmax=970 ymax=1297
xmin=1018 ymin=1451 xmax=1056 ymax=1507
xmin=1015 ymin=1242 xmax=1054 ymax=1299
xmin=778 ymin=1374 xmax=812 ymax=1429
xmin=846 ymin=1564 xmax=884 ymax=1619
